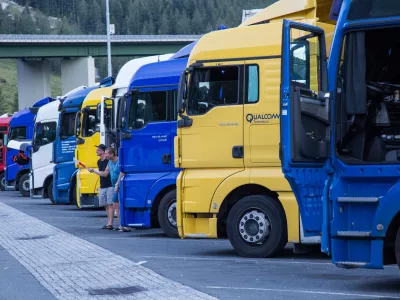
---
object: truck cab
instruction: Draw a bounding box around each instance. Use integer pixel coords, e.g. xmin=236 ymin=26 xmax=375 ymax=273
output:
xmin=30 ymin=99 xmax=59 ymax=202
xmin=0 ymin=114 xmax=11 ymax=191
xmin=175 ymin=0 xmax=336 ymax=258
xmin=118 ymin=45 xmax=194 ymax=237
xmin=106 ymin=54 xmax=173 ymax=149
xmin=281 ymin=0 xmax=400 ymax=270
xmin=74 ymin=86 xmax=113 ymax=208
xmin=6 ymin=97 xmax=53 ymax=197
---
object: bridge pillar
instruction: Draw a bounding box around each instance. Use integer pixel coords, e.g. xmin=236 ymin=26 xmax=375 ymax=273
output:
xmin=17 ymin=59 xmax=51 ymax=109
xmin=61 ymin=57 xmax=95 ymax=95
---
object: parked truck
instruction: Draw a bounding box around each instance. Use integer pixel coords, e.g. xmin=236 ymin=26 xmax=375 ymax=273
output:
xmin=74 ymin=86 xmax=113 ymax=208
xmin=76 ymin=55 xmax=173 ymax=209
xmin=117 ymin=44 xmax=195 ymax=237
xmin=174 ymin=0 xmax=336 ymax=257
xmin=53 ymin=77 xmax=114 ymax=205
xmin=30 ymin=99 xmax=59 ymax=202
xmin=0 ymin=114 xmax=12 ymax=191
xmin=6 ymin=97 xmax=54 ymax=197
xmin=281 ymin=0 xmax=400 ymax=270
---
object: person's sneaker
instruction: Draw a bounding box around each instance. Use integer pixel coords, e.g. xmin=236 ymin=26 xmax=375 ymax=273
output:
xmin=115 ymin=226 xmax=131 ymax=232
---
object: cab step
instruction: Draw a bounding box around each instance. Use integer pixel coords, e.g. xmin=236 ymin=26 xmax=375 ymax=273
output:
xmin=337 ymin=197 xmax=379 ymax=203
xmin=128 ymin=223 xmax=145 ymax=227
xmin=336 ymin=231 xmax=372 ymax=237
xmin=335 ymin=261 xmax=368 ymax=269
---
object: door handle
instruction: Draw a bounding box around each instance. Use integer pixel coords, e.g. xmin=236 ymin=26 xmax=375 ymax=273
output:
xmin=232 ymin=146 xmax=244 ymax=159
xmin=120 ymin=131 xmax=132 ymax=140
xmin=162 ymin=154 xmax=171 ymax=164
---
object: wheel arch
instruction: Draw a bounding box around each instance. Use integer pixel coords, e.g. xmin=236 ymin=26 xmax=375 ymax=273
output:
xmin=43 ymin=174 xmax=53 ymax=198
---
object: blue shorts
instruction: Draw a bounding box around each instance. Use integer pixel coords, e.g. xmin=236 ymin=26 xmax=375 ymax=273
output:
xmin=112 ymin=189 xmax=119 ymax=203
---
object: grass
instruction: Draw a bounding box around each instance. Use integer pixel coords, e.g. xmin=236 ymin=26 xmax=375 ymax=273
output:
xmin=0 ymin=59 xmax=62 ymax=114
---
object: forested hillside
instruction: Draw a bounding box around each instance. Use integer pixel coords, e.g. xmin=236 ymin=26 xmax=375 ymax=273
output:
xmin=7 ymin=0 xmax=275 ymax=34
xmin=0 ymin=0 xmax=275 ymax=114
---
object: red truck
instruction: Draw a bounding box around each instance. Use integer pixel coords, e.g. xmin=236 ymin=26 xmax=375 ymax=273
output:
xmin=0 ymin=115 xmax=12 ymax=191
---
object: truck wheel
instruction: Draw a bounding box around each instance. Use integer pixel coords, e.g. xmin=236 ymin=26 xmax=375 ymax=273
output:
xmin=396 ymin=227 xmax=400 ymax=270
xmin=227 ymin=195 xmax=287 ymax=258
xmin=71 ymin=181 xmax=77 ymax=206
xmin=0 ymin=172 xmax=4 ymax=191
xmin=48 ymin=181 xmax=55 ymax=204
xmin=158 ymin=190 xmax=179 ymax=238
xmin=18 ymin=173 xmax=30 ymax=197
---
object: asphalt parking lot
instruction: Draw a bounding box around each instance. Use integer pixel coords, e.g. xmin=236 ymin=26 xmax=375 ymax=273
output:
xmin=0 ymin=191 xmax=399 ymax=300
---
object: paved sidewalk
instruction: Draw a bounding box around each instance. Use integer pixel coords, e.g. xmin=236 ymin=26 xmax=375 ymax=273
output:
xmin=0 ymin=202 xmax=217 ymax=300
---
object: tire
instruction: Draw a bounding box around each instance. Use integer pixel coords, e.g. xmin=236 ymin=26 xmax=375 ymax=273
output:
xmin=48 ymin=181 xmax=55 ymax=204
xmin=70 ymin=181 xmax=77 ymax=207
xmin=395 ymin=227 xmax=400 ymax=270
xmin=0 ymin=172 xmax=4 ymax=191
xmin=18 ymin=173 xmax=30 ymax=197
xmin=158 ymin=190 xmax=179 ymax=238
xmin=227 ymin=195 xmax=287 ymax=258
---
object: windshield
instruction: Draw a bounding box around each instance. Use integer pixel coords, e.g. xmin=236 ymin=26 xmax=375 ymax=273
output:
xmin=33 ymin=122 xmax=57 ymax=147
xmin=348 ymin=0 xmax=400 ymax=20
xmin=128 ymin=91 xmax=168 ymax=130
xmin=8 ymin=126 xmax=26 ymax=141
xmin=60 ymin=112 xmax=77 ymax=140
xmin=82 ymin=109 xmax=98 ymax=137
xmin=187 ymin=66 xmax=239 ymax=115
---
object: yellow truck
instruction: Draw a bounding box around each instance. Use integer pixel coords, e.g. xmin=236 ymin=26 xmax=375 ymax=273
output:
xmin=75 ymin=87 xmax=113 ymax=208
xmin=175 ymin=0 xmax=335 ymax=257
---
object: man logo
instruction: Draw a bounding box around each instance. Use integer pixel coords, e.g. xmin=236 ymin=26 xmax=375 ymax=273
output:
xmin=246 ymin=113 xmax=280 ymax=123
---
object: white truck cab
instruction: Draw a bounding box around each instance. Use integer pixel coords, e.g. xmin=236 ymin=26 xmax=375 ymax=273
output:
xmin=30 ymin=99 xmax=60 ymax=202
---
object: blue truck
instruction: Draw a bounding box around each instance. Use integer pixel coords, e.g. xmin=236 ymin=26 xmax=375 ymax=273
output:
xmin=118 ymin=44 xmax=195 ymax=237
xmin=53 ymin=78 xmax=114 ymax=204
xmin=280 ymin=0 xmax=400 ymax=270
xmin=5 ymin=97 xmax=54 ymax=197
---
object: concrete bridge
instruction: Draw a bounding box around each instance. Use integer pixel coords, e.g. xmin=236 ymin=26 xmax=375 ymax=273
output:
xmin=0 ymin=34 xmax=199 ymax=108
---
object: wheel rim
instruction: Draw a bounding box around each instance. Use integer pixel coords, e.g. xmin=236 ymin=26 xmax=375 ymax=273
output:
xmin=22 ymin=179 xmax=30 ymax=192
xmin=238 ymin=208 xmax=271 ymax=245
xmin=167 ymin=201 xmax=177 ymax=228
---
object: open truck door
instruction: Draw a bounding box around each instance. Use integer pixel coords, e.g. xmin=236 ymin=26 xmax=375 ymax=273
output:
xmin=280 ymin=20 xmax=332 ymax=253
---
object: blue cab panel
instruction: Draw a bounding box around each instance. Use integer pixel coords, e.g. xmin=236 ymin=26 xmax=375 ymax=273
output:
xmin=6 ymin=97 xmax=53 ymax=190
xmin=119 ymin=56 xmax=189 ymax=228
xmin=53 ymin=77 xmax=114 ymax=204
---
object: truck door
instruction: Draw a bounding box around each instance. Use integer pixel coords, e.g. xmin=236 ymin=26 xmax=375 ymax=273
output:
xmin=177 ymin=62 xmax=244 ymax=169
xmin=120 ymin=89 xmax=173 ymax=174
xmin=280 ymin=20 xmax=331 ymax=240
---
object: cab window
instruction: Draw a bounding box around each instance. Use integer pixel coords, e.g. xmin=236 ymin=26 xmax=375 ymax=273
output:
xmin=60 ymin=112 xmax=77 ymax=139
xmin=128 ymin=91 xmax=168 ymax=130
xmin=82 ymin=110 xmax=97 ymax=137
xmin=33 ymin=122 xmax=57 ymax=147
xmin=245 ymin=65 xmax=259 ymax=104
xmin=187 ymin=66 xmax=240 ymax=115
xmin=8 ymin=126 xmax=26 ymax=140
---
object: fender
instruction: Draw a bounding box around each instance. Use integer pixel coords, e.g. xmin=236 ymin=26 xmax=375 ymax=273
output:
xmin=16 ymin=168 xmax=30 ymax=181
xmin=210 ymin=167 xmax=291 ymax=213
xmin=372 ymin=181 xmax=400 ymax=237
xmin=209 ymin=169 xmax=249 ymax=213
xmin=145 ymin=171 xmax=177 ymax=207
xmin=67 ymin=168 xmax=79 ymax=199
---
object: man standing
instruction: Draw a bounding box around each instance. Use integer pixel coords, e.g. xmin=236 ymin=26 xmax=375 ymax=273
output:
xmin=88 ymin=144 xmax=114 ymax=230
xmin=89 ymin=146 xmax=130 ymax=232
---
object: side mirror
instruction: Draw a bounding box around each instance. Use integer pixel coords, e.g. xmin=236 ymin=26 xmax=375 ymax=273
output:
xmin=177 ymin=71 xmax=188 ymax=115
xmin=96 ymin=103 xmax=101 ymax=121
